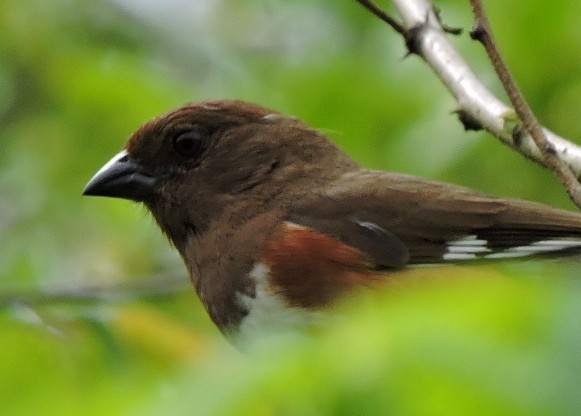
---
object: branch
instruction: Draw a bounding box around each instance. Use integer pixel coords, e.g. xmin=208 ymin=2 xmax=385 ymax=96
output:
xmin=0 ymin=271 xmax=190 ymax=308
xmin=468 ymin=0 xmax=581 ymax=207
xmin=357 ymin=0 xmax=581 ymax=204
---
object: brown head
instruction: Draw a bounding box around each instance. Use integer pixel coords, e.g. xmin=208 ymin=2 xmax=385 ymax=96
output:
xmin=83 ymin=99 xmax=359 ymax=256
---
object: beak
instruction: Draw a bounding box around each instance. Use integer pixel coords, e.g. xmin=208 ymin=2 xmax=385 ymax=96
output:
xmin=83 ymin=150 xmax=157 ymax=202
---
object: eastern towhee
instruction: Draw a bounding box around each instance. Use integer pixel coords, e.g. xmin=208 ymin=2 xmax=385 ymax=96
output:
xmin=83 ymin=100 xmax=581 ymax=344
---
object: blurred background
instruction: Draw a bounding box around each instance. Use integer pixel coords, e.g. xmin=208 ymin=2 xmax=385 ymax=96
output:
xmin=2 ymin=0 xmax=581 ymax=414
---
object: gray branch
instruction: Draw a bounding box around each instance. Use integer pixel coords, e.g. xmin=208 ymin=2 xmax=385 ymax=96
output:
xmin=392 ymin=0 xmax=581 ymax=177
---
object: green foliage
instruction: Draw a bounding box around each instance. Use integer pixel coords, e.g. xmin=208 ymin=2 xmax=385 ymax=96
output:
xmin=3 ymin=266 xmax=581 ymax=415
xmin=1 ymin=0 xmax=581 ymax=414
xmin=146 ymin=271 xmax=581 ymax=416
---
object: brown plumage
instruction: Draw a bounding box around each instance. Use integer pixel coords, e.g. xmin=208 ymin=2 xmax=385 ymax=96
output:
xmin=83 ymin=99 xmax=581 ymax=339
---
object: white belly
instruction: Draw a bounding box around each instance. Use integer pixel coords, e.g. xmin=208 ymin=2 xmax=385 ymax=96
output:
xmin=232 ymin=263 xmax=326 ymax=348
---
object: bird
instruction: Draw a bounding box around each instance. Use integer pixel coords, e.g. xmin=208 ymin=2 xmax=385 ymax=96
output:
xmin=84 ymin=99 xmax=581 ymax=344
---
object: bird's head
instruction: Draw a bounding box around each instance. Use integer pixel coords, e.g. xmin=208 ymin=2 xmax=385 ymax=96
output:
xmin=83 ymin=100 xmax=358 ymax=250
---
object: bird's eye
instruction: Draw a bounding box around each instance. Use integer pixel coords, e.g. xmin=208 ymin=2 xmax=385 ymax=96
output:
xmin=172 ymin=130 xmax=204 ymax=158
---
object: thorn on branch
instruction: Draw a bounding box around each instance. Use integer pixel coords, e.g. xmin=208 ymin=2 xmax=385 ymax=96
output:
xmin=511 ymin=125 xmax=525 ymax=146
xmin=455 ymin=109 xmax=483 ymax=131
xmin=404 ymin=24 xmax=425 ymax=56
xmin=469 ymin=22 xmax=486 ymax=43
xmin=433 ymin=6 xmax=463 ymax=36
xmin=443 ymin=24 xmax=463 ymax=36
xmin=544 ymin=142 xmax=557 ymax=155
xmin=354 ymin=0 xmax=405 ymax=36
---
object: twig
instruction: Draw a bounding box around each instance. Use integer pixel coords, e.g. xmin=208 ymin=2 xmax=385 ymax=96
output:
xmin=469 ymin=0 xmax=581 ymax=208
xmin=355 ymin=0 xmax=406 ymax=35
xmin=0 ymin=271 xmax=191 ymax=308
xmin=355 ymin=0 xmax=581 ymax=200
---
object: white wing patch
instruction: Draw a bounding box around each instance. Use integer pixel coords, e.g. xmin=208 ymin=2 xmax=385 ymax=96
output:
xmin=444 ymin=235 xmax=581 ymax=261
xmin=443 ymin=235 xmax=491 ymax=260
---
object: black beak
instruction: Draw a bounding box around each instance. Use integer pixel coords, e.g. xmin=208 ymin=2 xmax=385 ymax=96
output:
xmin=83 ymin=150 xmax=157 ymax=202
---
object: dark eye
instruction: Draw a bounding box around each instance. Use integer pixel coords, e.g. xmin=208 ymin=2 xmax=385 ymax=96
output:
xmin=172 ymin=130 xmax=204 ymax=158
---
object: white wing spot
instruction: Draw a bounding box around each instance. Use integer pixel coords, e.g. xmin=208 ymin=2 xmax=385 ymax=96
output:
xmin=442 ymin=252 xmax=478 ymax=261
xmin=443 ymin=235 xmax=581 ymax=261
xmin=443 ymin=235 xmax=491 ymax=260
xmin=484 ymin=239 xmax=581 ymax=259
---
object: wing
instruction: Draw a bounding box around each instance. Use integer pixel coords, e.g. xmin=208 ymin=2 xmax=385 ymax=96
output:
xmin=260 ymin=220 xmax=507 ymax=311
xmin=262 ymin=221 xmax=393 ymax=308
xmin=287 ymin=170 xmax=581 ymax=266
